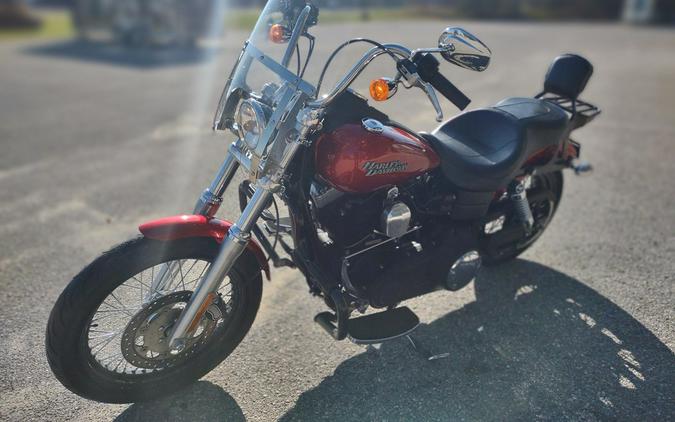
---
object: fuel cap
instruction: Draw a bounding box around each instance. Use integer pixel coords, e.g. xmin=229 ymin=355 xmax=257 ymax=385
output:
xmin=362 ymin=118 xmax=385 ymax=134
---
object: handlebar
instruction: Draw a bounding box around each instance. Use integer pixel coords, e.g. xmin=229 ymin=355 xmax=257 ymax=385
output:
xmin=307 ymin=44 xmax=412 ymax=109
xmin=307 ymin=43 xmax=471 ymax=120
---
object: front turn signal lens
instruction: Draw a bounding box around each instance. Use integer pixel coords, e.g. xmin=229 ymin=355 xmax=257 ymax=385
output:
xmin=269 ymin=24 xmax=288 ymax=44
xmin=369 ymin=79 xmax=390 ymax=102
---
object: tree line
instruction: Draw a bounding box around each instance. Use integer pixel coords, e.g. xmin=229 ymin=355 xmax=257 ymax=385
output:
xmin=222 ymin=0 xmax=626 ymax=19
xmin=22 ymin=0 xmax=675 ymax=22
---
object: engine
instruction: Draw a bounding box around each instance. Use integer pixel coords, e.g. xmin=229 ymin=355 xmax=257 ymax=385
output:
xmin=309 ymin=176 xmax=478 ymax=309
xmin=307 ymin=89 xmax=481 ymax=308
xmin=309 ymin=172 xmax=452 ymax=247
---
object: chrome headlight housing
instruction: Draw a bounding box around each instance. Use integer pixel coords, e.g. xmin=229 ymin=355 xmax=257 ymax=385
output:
xmin=236 ymin=99 xmax=268 ymax=150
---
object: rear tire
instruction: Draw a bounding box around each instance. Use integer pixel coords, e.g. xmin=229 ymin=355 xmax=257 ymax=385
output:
xmin=481 ymin=171 xmax=564 ymax=266
xmin=46 ymin=237 xmax=263 ymax=403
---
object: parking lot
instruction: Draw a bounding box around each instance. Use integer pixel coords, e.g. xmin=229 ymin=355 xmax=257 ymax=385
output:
xmin=1 ymin=20 xmax=674 ymax=421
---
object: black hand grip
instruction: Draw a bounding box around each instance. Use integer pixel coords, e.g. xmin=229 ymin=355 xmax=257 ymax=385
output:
xmin=429 ymin=72 xmax=471 ymax=111
xmin=414 ymin=53 xmax=471 ymax=111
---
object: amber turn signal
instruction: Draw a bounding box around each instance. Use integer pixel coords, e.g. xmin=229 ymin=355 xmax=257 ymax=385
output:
xmin=269 ymin=24 xmax=288 ymax=44
xmin=369 ymin=79 xmax=390 ymax=102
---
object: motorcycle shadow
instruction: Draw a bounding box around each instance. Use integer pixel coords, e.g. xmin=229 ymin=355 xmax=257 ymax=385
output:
xmin=115 ymin=380 xmax=245 ymax=422
xmin=24 ymin=40 xmax=219 ymax=70
xmin=281 ymin=260 xmax=675 ymax=422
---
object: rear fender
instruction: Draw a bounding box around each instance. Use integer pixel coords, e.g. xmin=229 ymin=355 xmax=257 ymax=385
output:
xmin=139 ymin=215 xmax=270 ymax=280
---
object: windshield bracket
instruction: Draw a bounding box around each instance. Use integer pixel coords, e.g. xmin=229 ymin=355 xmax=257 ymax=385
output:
xmin=245 ymin=43 xmax=316 ymax=97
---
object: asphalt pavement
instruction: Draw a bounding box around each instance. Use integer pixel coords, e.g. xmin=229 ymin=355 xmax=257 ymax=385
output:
xmin=0 ymin=20 xmax=674 ymax=422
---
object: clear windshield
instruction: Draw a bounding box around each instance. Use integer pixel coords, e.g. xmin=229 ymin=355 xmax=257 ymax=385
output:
xmin=213 ymin=0 xmax=317 ymax=131
xmin=250 ymin=0 xmax=303 ymax=66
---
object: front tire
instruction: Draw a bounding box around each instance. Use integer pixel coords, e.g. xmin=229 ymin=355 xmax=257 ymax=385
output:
xmin=46 ymin=237 xmax=263 ymax=403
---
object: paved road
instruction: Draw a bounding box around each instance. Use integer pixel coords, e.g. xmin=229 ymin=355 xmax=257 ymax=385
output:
xmin=1 ymin=21 xmax=674 ymax=422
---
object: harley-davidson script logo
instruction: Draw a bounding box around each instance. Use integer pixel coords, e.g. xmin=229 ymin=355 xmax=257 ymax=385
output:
xmin=362 ymin=160 xmax=408 ymax=176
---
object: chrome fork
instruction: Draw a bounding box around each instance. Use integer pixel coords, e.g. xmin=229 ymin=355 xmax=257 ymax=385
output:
xmin=169 ymin=186 xmax=273 ymax=350
xmin=168 ymin=107 xmax=321 ymax=349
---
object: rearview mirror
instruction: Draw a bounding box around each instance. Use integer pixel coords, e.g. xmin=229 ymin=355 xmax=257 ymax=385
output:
xmin=439 ymin=28 xmax=491 ymax=72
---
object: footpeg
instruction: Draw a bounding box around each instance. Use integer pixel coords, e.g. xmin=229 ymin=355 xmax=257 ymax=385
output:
xmin=347 ymin=307 xmax=419 ymax=344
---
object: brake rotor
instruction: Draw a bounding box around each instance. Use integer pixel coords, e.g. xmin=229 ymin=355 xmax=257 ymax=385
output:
xmin=121 ymin=291 xmax=226 ymax=370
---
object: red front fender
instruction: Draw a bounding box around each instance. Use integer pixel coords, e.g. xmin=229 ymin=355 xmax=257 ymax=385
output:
xmin=139 ymin=215 xmax=270 ymax=280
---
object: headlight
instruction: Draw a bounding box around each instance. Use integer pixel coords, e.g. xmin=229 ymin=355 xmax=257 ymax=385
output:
xmin=236 ymin=99 xmax=267 ymax=150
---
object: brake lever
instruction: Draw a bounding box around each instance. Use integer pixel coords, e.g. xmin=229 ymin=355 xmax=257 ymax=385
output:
xmin=420 ymin=81 xmax=443 ymax=122
xmin=396 ymin=59 xmax=444 ymax=122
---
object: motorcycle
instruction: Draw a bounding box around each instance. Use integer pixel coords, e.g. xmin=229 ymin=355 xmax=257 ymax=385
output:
xmin=46 ymin=0 xmax=600 ymax=403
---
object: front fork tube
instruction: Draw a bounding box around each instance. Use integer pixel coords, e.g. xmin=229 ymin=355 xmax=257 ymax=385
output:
xmin=193 ymin=152 xmax=241 ymax=218
xmin=169 ymin=186 xmax=273 ymax=349
xmin=167 ymin=106 xmax=317 ymax=349
xmin=147 ymin=153 xmax=240 ymax=302
xmin=168 ymin=139 xmax=305 ymax=348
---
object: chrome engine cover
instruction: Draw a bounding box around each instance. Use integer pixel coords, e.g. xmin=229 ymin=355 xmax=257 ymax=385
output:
xmin=381 ymin=202 xmax=412 ymax=238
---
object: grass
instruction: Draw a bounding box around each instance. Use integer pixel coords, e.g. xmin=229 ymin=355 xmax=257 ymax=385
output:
xmin=0 ymin=10 xmax=74 ymax=42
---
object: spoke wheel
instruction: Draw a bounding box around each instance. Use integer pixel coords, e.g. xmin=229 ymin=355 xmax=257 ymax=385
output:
xmin=46 ymin=237 xmax=263 ymax=403
xmin=84 ymin=257 xmax=234 ymax=376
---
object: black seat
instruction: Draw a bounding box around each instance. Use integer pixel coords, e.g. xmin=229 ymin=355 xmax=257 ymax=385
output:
xmin=423 ymin=97 xmax=569 ymax=191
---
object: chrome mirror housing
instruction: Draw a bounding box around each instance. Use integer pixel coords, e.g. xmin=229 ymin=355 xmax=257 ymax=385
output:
xmin=439 ymin=27 xmax=491 ymax=72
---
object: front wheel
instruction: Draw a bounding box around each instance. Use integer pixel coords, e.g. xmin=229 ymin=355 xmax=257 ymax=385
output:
xmin=46 ymin=237 xmax=263 ymax=403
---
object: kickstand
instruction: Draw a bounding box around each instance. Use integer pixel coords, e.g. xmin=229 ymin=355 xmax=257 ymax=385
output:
xmin=406 ymin=335 xmax=450 ymax=361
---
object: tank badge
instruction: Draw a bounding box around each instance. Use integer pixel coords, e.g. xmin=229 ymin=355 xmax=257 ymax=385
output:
xmin=363 ymin=160 xmax=408 ymax=176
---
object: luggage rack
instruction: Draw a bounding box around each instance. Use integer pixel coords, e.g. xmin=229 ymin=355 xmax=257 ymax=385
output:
xmin=537 ymin=93 xmax=601 ymax=130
